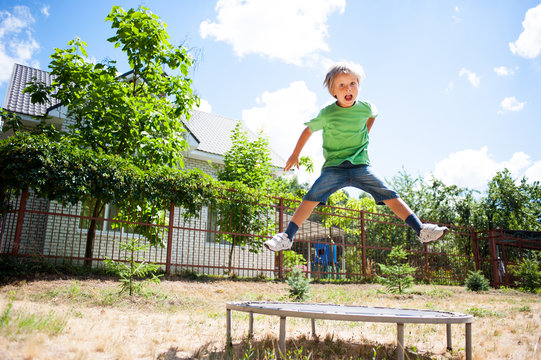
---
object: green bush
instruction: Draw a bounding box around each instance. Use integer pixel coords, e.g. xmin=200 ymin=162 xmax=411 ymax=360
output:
xmin=511 ymin=258 xmax=541 ymax=293
xmin=377 ymin=245 xmax=416 ymax=294
xmin=465 ymin=270 xmax=490 ymax=292
xmin=285 ymin=267 xmax=311 ymax=302
xmin=104 ymin=237 xmax=163 ymax=296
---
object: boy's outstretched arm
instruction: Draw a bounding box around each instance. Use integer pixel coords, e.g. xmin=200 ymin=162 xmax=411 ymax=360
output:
xmin=367 ymin=117 xmax=375 ymax=133
xmin=284 ymin=126 xmax=313 ymax=172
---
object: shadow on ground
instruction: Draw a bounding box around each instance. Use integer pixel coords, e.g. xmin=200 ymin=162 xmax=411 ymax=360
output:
xmin=157 ymin=334 xmax=456 ymax=360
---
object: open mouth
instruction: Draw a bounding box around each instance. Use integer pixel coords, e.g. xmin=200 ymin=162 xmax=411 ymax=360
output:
xmin=345 ymin=94 xmax=353 ymax=101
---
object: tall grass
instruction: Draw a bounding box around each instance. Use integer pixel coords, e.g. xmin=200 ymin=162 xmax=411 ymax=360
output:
xmin=1 ymin=295 xmax=66 ymax=338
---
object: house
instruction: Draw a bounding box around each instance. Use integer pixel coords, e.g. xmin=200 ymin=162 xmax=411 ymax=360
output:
xmin=1 ymin=63 xmax=288 ymax=276
xmin=2 ymin=63 xmax=285 ymax=171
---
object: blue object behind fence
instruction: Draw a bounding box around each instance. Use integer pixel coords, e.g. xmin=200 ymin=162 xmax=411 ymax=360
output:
xmin=313 ymin=243 xmax=338 ymax=268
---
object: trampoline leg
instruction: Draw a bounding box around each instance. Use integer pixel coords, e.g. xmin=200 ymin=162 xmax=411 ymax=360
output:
xmin=279 ymin=316 xmax=287 ymax=357
xmin=397 ymin=323 xmax=404 ymax=360
xmin=248 ymin=312 xmax=254 ymax=338
xmin=465 ymin=323 xmax=472 ymax=360
xmin=226 ymin=309 xmax=232 ymax=347
xmin=311 ymin=318 xmax=316 ymax=337
xmin=446 ymin=323 xmax=452 ymax=351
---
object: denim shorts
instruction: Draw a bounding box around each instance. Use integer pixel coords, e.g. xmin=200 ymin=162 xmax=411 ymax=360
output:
xmin=303 ymin=162 xmax=399 ymax=205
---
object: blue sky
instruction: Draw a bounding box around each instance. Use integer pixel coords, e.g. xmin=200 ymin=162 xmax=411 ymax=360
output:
xmin=1 ymin=0 xmax=540 ymax=194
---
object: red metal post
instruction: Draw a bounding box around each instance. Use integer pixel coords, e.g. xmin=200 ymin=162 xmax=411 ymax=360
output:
xmin=278 ymin=198 xmax=285 ymax=279
xmin=424 ymin=243 xmax=430 ymax=283
xmin=165 ymin=202 xmax=175 ymax=276
xmin=360 ymin=210 xmax=366 ymax=278
xmin=472 ymin=229 xmax=480 ymax=271
xmin=488 ymin=230 xmax=500 ymax=287
xmin=12 ymin=187 xmax=29 ymax=256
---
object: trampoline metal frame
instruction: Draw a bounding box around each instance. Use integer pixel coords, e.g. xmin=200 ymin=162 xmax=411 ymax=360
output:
xmin=226 ymin=301 xmax=473 ymax=360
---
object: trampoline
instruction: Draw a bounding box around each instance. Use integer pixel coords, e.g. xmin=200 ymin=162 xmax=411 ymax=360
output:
xmin=226 ymin=301 xmax=473 ymax=360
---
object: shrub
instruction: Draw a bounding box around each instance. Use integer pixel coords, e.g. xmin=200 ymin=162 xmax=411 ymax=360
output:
xmin=465 ymin=270 xmax=490 ymax=292
xmin=511 ymin=258 xmax=541 ymax=293
xmin=377 ymin=245 xmax=416 ymax=294
xmin=285 ymin=266 xmax=311 ymax=301
xmin=104 ymin=237 xmax=163 ymax=296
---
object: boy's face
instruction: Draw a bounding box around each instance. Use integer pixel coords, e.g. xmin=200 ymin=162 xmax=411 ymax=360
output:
xmin=332 ymin=72 xmax=359 ymax=108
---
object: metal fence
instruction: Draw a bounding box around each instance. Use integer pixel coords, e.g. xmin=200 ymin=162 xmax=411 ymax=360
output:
xmin=1 ymin=188 xmax=539 ymax=286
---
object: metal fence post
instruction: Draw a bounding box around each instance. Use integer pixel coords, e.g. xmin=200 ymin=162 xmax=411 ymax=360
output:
xmin=472 ymin=229 xmax=480 ymax=271
xmin=278 ymin=197 xmax=284 ymax=279
xmin=424 ymin=243 xmax=430 ymax=283
xmin=488 ymin=229 xmax=499 ymax=287
xmin=165 ymin=202 xmax=175 ymax=276
xmin=12 ymin=187 xmax=29 ymax=256
xmin=360 ymin=210 xmax=366 ymax=278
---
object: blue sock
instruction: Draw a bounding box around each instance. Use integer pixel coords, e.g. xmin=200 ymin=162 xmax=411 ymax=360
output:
xmin=284 ymin=222 xmax=299 ymax=242
xmin=405 ymin=214 xmax=422 ymax=235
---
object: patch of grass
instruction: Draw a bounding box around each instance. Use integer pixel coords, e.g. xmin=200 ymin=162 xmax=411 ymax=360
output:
xmin=466 ymin=306 xmax=503 ymax=318
xmin=1 ymin=293 xmax=14 ymax=327
xmin=30 ymin=281 xmax=94 ymax=304
xmin=422 ymin=286 xmax=454 ymax=298
xmin=16 ymin=310 xmax=66 ymax=335
xmin=1 ymin=297 xmax=66 ymax=338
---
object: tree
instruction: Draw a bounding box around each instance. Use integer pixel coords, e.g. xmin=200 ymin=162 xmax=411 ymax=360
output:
xmin=377 ymin=245 xmax=417 ymax=294
xmin=24 ymin=6 xmax=198 ymax=265
xmin=215 ymin=122 xmax=275 ymax=272
xmin=482 ymin=170 xmax=541 ymax=231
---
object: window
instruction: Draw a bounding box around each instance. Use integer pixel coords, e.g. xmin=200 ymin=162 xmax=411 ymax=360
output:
xmin=79 ymin=202 xmax=135 ymax=234
xmin=206 ymin=208 xmax=229 ymax=245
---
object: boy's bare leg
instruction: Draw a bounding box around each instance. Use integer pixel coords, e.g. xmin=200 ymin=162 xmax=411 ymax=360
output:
xmin=383 ymin=198 xmax=413 ymax=220
xmin=264 ymin=200 xmax=319 ymax=251
xmin=384 ymin=197 xmax=448 ymax=243
xmin=291 ymin=200 xmax=320 ymax=226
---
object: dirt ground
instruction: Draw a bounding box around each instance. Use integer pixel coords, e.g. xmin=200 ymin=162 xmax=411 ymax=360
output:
xmin=0 ymin=277 xmax=539 ymax=360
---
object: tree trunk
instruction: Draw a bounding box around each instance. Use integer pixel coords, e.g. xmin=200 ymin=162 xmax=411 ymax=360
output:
xmin=227 ymin=236 xmax=236 ymax=275
xmin=84 ymin=199 xmax=104 ymax=268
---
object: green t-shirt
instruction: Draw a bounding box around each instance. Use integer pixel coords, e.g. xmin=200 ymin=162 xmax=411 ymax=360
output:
xmin=305 ymin=100 xmax=378 ymax=169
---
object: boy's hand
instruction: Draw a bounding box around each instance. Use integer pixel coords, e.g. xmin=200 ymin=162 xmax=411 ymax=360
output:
xmin=284 ymin=154 xmax=299 ymax=172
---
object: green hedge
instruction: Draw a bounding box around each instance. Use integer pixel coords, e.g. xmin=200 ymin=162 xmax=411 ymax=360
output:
xmin=0 ymin=133 xmax=273 ymax=215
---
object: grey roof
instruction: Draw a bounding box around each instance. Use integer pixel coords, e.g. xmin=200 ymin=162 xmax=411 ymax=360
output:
xmin=3 ymin=63 xmax=60 ymax=116
xmin=185 ymin=110 xmax=285 ymax=168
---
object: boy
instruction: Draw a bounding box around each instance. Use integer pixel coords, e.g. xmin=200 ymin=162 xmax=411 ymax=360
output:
xmin=264 ymin=62 xmax=448 ymax=252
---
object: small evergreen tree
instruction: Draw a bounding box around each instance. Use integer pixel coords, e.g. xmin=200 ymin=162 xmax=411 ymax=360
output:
xmin=465 ymin=270 xmax=490 ymax=292
xmin=286 ymin=266 xmax=311 ymax=301
xmin=377 ymin=245 xmax=416 ymax=294
xmin=104 ymin=237 xmax=162 ymax=296
xmin=511 ymin=257 xmax=541 ymax=293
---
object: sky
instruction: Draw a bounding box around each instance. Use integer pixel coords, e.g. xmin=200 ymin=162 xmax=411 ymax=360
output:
xmin=1 ymin=0 xmax=540 ymax=196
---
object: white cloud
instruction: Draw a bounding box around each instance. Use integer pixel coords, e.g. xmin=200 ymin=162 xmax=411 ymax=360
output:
xmin=459 ymin=68 xmax=480 ymax=87
xmin=500 ymin=96 xmax=526 ymax=112
xmin=493 ymin=66 xmax=517 ymax=76
xmin=199 ymin=0 xmax=346 ymax=65
xmin=41 ymin=5 xmax=50 ymax=17
xmin=0 ymin=6 xmax=40 ymax=84
xmin=242 ymin=81 xmax=322 ymax=182
xmin=524 ymin=161 xmax=541 ymax=183
xmin=432 ymin=147 xmax=540 ymax=190
xmin=196 ymin=98 xmax=212 ymax=113
xmin=509 ymin=3 xmax=541 ymax=59
xmin=452 ymin=6 xmax=461 ymax=23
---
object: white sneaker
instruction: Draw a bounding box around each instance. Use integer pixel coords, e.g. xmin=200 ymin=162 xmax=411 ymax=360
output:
xmin=418 ymin=224 xmax=448 ymax=243
xmin=264 ymin=233 xmax=292 ymax=252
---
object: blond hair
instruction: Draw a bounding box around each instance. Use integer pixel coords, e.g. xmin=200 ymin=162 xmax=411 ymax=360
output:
xmin=323 ymin=62 xmax=366 ymax=95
